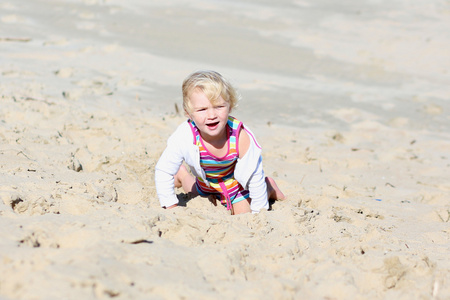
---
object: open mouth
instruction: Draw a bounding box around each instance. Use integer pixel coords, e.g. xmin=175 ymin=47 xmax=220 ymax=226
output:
xmin=206 ymin=121 xmax=219 ymax=129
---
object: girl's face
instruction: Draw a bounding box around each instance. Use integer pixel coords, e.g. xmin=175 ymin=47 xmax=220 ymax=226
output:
xmin=187 ymin=89 xmax=230 ymax=143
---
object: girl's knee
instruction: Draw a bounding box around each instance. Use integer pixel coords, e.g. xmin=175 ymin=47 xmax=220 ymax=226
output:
xmin=174 ymin=165 xmax=188 ymax=188
xmin=232 ymin=199 xmax=251 ymax=215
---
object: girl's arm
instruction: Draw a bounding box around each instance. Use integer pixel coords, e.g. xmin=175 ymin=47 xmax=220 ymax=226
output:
xmin=155 ymin=144 xmax=183 ymax=208
xmin=237 ymin=128 xmax=269 ymax=213
xmin=238 ymin=128 xmax=250 ymax=158
xmin=155 ymin=124 xmax=190 ymax=208
xmin=246 ymin=157 xmax=269 ymax=213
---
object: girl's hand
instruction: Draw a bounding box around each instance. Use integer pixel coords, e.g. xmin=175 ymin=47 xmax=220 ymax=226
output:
xmin=164 ymin=204 xmax=178 ymax=209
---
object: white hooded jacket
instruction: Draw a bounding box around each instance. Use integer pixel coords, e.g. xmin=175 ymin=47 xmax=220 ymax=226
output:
xmin=154 ymin=119 xmax=269 ymax=213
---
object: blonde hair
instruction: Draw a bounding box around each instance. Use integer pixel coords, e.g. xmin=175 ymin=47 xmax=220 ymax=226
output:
xmin=182 ymin=70 xmax=240 ymax=114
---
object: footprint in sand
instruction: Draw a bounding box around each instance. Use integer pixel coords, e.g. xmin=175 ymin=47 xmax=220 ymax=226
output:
xmin=1 ymin=14 xmax=24 ymax=24
xmin=79 ymin=11 xmax=96 ymax=20
xmin=43 ymin=38 xmax=69 ymax=46
xmin=54 ymin=68 xmax=74 ymax=78
xmin=423 ymin=103 xmax=443 ymax=115
xmin=76 ymin=21 xmax=96 ymax=30
xmin=82 ymin=0 xmax=101 ymax=5
xmin=0 ymin=3 xmax=16 ymax=10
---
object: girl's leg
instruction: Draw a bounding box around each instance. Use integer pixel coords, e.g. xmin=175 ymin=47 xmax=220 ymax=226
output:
xmin=233 ymin=178 xmax=284 ymax=215
xmin=266 ymin=177 xmax=285 ymax=200
xmin=232 ymin=199 xmax=251 ymax=215
xmin=174 ymin=165 xmax=198 ymax=196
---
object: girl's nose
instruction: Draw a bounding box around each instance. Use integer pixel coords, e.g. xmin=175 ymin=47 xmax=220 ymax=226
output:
xmin=207 ymin=108 xmax=216 ymax=118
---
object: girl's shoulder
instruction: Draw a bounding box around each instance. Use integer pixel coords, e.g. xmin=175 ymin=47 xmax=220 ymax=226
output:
xmin=174 ymin=119 xmax=193 ymax=135
xmin=167 ymin=120 xmax=195 ymax=145
xmin=238 ymin=126 xmax=250 ymax=158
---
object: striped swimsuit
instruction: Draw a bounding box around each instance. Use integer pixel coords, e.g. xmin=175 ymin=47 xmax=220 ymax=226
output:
xmin=188 ymin=116 xmax=250 ymax=210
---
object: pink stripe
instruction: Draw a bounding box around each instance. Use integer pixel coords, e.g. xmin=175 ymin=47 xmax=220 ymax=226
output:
xmin=219 ymin=181 xmax=232 ymax=211
xmin=235 ymin=122 xmax=243 ymax=157
xmin=199 ymin=129 xmax=231 ymax=160
xmin=200 ymin=153 xmax=235 ymax=160
xmin=188 ymin=121 xmax=197 ymax=144
xmin=245 ymin=128 xmax=261 ymax=149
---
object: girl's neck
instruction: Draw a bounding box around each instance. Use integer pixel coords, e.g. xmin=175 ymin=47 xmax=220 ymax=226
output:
xmin=200 ymin=129 xmax=229 ymax=157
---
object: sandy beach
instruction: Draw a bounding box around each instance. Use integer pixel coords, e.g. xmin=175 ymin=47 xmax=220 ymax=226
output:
xmin=1 ymin=0 xmax=449 ymax=299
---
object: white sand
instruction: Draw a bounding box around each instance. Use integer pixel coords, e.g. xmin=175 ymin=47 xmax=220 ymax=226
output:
xmin=1 ymin=0 xmax=449 ymax=299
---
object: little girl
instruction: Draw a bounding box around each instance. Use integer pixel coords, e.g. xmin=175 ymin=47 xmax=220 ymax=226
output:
xmin=155 ymin=70 xmax=285 ymax=214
